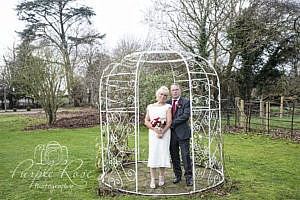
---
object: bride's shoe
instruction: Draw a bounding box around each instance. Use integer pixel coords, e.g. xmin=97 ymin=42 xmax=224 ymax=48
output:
xmin=150 ymin=178 xmax=156 ymax=189
xmin=158 ymin=176 xmax=164 ymax=186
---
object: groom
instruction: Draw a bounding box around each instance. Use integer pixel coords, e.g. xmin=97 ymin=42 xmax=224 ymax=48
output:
xmin=167 ymin=83 xmax=193 ymax=186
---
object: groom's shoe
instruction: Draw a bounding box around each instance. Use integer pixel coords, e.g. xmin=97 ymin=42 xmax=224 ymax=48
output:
xmin=173 ymin=176 xmax=181 ymax=184
xmin=186 ymin=178 xmax=193 ymax=186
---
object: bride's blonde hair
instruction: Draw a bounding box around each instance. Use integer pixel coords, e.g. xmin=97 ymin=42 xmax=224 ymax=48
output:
xmin=155 ymin=86 xmax=169 ymax=100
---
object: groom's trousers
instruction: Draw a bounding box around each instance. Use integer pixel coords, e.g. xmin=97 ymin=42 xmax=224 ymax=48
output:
xmin=170 ymin=133 xmax=192 ymax=179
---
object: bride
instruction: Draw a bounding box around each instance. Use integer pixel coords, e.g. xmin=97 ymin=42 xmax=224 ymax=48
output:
xmin=144 ymin=86 xmax=172 ymax=189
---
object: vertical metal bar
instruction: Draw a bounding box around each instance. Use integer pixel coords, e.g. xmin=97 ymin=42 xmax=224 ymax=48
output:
xmin=266 ymin=102 xmax=270 ymax=135
xmin=245 ymin=103 xmax=248 ymax=133
xmin=260 ymin=99 xmax=264 ymax=131
xmin=226 ymin=105 xmax=230 ymax=130
xmin=248 ymin=103 xmax=252 ymax=132
xmin=291 ymin=101 xmax=295 ymax=139
xmin=134 ymin=51 xmax=145 ymax=193
xmin=4 ymin=86 xmax=7 ymax=112
xmin=177 ymin=51 xmax=195 ymax=191
xmin=235 ymin=97 xmax=240 ymax=128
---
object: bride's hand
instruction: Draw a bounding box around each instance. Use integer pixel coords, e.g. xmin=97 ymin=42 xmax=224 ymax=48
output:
xmin=156 ymin=131 xmax=163 ymax=139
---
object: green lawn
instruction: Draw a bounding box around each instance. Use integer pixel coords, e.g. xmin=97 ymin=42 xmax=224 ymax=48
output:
xmin=0 ymin=114 xmax=299 ymax=199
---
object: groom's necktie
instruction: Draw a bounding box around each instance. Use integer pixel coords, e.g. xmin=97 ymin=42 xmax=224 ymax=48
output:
xmin=172 ymin=99 xmax=177 ymax=117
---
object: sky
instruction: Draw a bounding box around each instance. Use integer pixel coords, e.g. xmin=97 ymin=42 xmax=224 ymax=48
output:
xmin=0 ymin=0 xmax=152 ymax=62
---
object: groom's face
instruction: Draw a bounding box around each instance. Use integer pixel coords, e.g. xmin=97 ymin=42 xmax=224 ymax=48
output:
xmin=171 ymin=85 xmax=181 ymax=99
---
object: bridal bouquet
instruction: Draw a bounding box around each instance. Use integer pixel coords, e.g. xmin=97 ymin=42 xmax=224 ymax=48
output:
xmin=151 ymin=117 xmax=166 ymax=129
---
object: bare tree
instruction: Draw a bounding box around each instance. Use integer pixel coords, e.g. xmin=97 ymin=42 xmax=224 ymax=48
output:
xmin=153 ymin=0 xmax=245 ymax=58
xmin=112 ymin=36 xmax=143 ymax=62
xmin=81 ymin=44 xmax=111 ymax=107
xmin=9 ymin=41 xmax=64 ymax=125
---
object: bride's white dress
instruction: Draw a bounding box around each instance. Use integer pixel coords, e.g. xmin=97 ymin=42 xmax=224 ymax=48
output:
xmin=147 ymin=103 xmax=171 ymax=168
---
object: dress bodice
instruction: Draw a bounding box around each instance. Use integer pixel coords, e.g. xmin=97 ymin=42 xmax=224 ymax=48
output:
xmin=148 ymin=104 xmax=171 ymax=121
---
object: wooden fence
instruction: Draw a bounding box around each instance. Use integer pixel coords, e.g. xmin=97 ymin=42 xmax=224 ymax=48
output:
xmin=222 ymin=96 xmax=300 ymax=141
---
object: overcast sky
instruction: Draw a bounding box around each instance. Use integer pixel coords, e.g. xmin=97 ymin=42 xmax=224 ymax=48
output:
xmin=0 ymin=0 xmax=151 ymax=62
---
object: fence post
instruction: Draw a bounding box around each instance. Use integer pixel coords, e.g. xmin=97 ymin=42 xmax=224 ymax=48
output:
xmin=240 ymin=99 xmax=245 ymax=129
xmin=260 ymin=99 xmax=264 ymax=131
xmin=247 ymin=102 xmax=252 ymax=132
xmin=291 ymin=100 xmax=295 ymax=139
xmin=235 ymin=97 xmax=240 ymax=128
xmin=226 ymin=107 xmax=230 ymax=130
xmin=266 ymin=102 xmax=270 ymax=134
xmin=280 ymin=96 xmax=284 ymax=118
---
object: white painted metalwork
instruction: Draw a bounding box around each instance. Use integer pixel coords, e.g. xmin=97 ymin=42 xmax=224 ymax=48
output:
xmin=99 ymin=50 xmax=224 ymax=196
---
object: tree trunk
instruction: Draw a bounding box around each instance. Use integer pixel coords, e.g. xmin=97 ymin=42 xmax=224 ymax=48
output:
xmin=46 ymin=107 xmax=57 ymax=125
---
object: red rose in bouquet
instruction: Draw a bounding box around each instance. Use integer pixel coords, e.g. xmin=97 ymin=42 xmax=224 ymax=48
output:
xmin=151 ymin=117 xmax=166 ymax=128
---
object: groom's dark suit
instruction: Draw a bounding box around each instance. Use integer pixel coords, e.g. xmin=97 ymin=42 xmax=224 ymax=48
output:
xmin=167 ymin=97 xmax=192 ymax=182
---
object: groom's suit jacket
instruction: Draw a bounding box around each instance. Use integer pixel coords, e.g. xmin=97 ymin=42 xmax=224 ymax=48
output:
xmin=167 ymin=97 xmax=191 ymax=140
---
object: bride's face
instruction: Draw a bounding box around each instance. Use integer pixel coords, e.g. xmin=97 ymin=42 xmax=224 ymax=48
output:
xmin=157 ymin=92 xmax=168 ymax=103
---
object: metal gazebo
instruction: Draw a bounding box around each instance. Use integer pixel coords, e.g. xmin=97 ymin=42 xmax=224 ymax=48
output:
xmin=99 ymin=49 xmax=224 ymax=196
